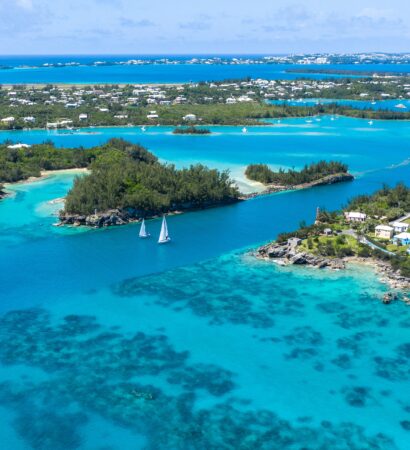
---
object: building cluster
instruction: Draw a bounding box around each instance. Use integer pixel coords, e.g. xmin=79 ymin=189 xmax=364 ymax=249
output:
xmin=345 ymin=211 xmax=410 ymax=250
xmin=1 ymin=75 xmax=410 ymax=128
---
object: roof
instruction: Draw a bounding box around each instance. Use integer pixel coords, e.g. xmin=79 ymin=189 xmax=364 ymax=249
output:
xmin=394 ymin=232 xmax=410 ymax=239
xmin=375 ymin=225 xmax=393 ymax=231
xmin=347 ymin=212 xmax=367 ymax=218
xmin=392 ymin=221 xmax=408 ymax=228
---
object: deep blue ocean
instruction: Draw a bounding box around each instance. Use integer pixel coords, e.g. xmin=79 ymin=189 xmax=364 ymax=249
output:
xmin=0 ymin=107 xmax=409 ymax=446
xmin=0 ymin=55 xmax=410 ymax=83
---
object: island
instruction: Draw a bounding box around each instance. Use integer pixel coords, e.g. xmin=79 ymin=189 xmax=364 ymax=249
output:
xmin=244 ymin=161 xmax=354 ymax=196
xmin=172 ymin=126 xmax=211 ymax=135
xmin=256 ymin=184 xmax=410 ymax=297
xmin=58 ymin=138 xmax=240 ymax=227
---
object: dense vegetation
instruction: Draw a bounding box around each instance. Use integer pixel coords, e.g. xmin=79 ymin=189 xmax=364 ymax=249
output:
xmin=245 ymin=160 xmax=349 ymax=185
xmin=173 ymin=127 xmax=211 ymax=135
xmin=0 ymin=141 xmax=96 ymax=183
xmin=64 ymin=139 xmax=239 ymax=216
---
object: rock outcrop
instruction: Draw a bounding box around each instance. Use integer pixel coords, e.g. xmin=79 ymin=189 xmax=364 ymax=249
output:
xmin=257 ymin=238 xmax=345 ymax=270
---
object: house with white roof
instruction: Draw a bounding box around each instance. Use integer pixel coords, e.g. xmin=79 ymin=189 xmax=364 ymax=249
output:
xmin=183 ymin=114 xmax=197 ymax=121
xmin=345 ymin=212 xmax=367 ymax=222
xmin=375 ymin=225 xmax=394 ymax=239
xmin=1 ymin=117 xmax=15 ymax=123
xmin=393 ymin=232 xmax=410 ymax=246
xmin=79 ymin=113 xmax=88 ymax=120
xmin=7 ymin=143 xmax=31 ymax=149
xmin=391 ymin=221 xmax=409 ymax=233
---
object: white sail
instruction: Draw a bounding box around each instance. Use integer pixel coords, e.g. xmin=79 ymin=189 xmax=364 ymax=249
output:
xmin=158 ymin=216 xmax=171 ymax=244
xmin=139 ymin=219 xmax=149 ymax=238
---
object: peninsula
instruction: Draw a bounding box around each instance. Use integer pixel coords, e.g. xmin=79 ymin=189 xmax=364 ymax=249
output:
xmin=256 ymin=184 xmax=410 ymax=295
xmin=244 ymin=161 xmax=354 ymax=197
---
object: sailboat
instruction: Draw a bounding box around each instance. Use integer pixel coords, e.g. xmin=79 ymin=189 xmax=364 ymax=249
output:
xmin=158 ymin=216 xmax=171 ymax=244
xmin=242 ymin=127 xmax=248 ymax=133
xmin=141 ymin=126 xmax=146 ymax=132
xmin=139 ymin=219 xmax=150 ymax=238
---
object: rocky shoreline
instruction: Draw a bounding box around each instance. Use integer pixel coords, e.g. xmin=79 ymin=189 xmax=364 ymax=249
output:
xmin=58 ymin=198 xmax=241 ymax=228
xmin=242 ymin=172 xmax=354 ymax=199
xmin=256 ymin=238 xmax=410 ymax=303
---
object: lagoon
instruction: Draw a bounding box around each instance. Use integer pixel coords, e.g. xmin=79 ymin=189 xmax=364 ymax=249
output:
xmin=0 ymin=117 xmax=409 ymax=449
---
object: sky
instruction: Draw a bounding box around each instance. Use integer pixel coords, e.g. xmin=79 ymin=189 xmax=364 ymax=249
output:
xmin=1 ymin=0 xmax=410 ymax=54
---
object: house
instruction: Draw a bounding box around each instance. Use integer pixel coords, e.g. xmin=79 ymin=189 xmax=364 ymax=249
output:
xmin=323 ymin=228 xmax=332 ymax=236
xmin=7 ymin=143 xmax=31 ymax=149
xmin=375 ymin=225 xmax=394 ymax=239
xmin=393 ymin=232 xmax=410 ymax=246
xmin=391 ymin=221 xmax=409 ymax=233
xmin=226 ymin=97 xmax=237 ymax=104
xmin=23 ymin=116 xmax=36 ymax=123
xmin=345 ymin=212 xmax=367 ymax=222
xmin=79 ymin=113 xmax=88 ymax=120
xmin=183 ymin=114 xmax=197 ymax=121
xmin=147 ymin=112 xmax=159 ymax=119
xmin=1 ymin=117 xmax=15 ymax=123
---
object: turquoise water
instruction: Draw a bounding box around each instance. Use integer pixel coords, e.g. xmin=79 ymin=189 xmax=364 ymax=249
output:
xmin=0 ymin=117 xmax=409 ymax=449
xmin=268 ymin=98 xmax=410 ymax=112
xmin=1 ymin=56 xmax=409 ymax=84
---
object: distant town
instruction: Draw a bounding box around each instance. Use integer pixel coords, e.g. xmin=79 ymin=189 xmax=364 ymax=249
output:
xmin=2 ymin=53 xmax=410 ymax=70
xmin=1 ymin=74 xmax=410 ymax=130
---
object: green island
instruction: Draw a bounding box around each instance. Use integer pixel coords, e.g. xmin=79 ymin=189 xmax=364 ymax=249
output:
xmin=55 ymin=139 xmax=240 ymax=227
xmin=257 ymin=184 xmax=410 ymax=293
xmin=172 ymin=126 xmax=211 ymax=135
xmin=0 ymin=141 xmax=97 ymax=183
xmin=245 ymin=161 xmax=351 ymax=185
xmin=244 ymin=161 xmax=354 ymax=197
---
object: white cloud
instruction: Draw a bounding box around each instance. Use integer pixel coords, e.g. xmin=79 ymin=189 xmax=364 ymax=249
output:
xmin=15 ymin=0 xmax=33 ymax=10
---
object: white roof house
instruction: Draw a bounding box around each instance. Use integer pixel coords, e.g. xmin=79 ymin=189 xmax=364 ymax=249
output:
xmin=375 ymin=225 xmax=394 ymax=232
xmin=183 ymin=114 xmax=197 ymax=121
xmin=147 ymin=113 xmax=159 ymax=119
xmin=23 ymin=116 xmax=36 ymax=122
xmin=375 ymin=225 xmax=394 ymax=239
xmin=393 ymin=232 xmax=410 ymax=244
xmin=7 ymin=143 xmax=31 ymax=149
xmin=391 ymin=221 xmax=409 ymax=233
xmin=1 ymin=117 xmax=15 ymax=123
xmin=79 ymin=113 xmax=88 ymax=120
xmin=345 ymin=212 xmax=367 ymax=222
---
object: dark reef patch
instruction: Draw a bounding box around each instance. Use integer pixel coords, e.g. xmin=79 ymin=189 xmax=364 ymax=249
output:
xmin=0 ymin=308 xmax=401 ymax=449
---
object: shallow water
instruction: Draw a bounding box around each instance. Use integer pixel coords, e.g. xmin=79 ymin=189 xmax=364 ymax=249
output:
xmin=268 ymin=98 xmax=410 ymax=112
xmin=0 ymin=118 xmax=409 ymax=449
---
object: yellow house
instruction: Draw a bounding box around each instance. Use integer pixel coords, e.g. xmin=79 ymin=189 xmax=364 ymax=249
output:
xmin=375 ymin=225 xmax=394 ymax=239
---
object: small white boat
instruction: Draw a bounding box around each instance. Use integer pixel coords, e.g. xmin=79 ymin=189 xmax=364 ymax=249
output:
xmin=141 ymin=126 xmax=146 ymax=132
xmin=368 ymin=120 xmax=373 ymax=125
xmin=305 ymin=119 xmax=313 ymax=123
xmin=139 ymin=219 xmax=150 ymax=238
xmin=330 ymin=117 xmax=335 ymax=121
xmin=158 ymin=216 xmax=171 ymax=244
xmin=395 ymin=103 xmax=407 ymax=109
xmin=242 ymin=127 xmax=248 ymax=133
